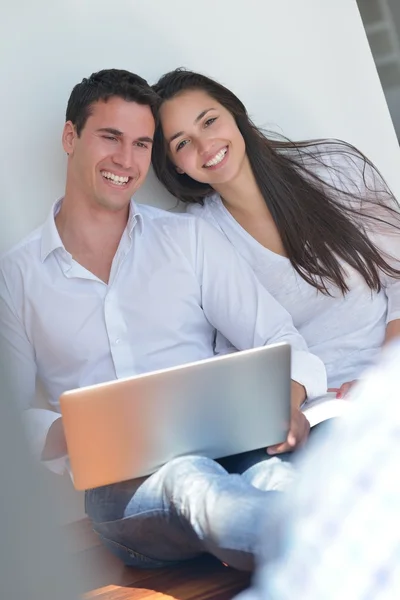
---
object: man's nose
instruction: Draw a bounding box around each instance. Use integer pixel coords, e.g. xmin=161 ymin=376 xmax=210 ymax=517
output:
xmin=112 ymin=142 xmax=132 ymax=170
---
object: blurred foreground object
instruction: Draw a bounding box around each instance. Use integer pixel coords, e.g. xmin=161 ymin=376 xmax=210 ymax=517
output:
xmin=0 ymin=344 xmax=82 ymax=600
xmin=236 ymin=340 xmax=400 ymax=600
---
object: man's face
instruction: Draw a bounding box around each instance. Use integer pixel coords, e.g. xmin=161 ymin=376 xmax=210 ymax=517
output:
xmin=62 ymin=97 xmax=155 ymax=212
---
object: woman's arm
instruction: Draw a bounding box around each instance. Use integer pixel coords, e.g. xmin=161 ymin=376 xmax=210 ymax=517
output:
xmin=384 ymin=319 xmax=400 ymax=345
xmin=331 ymin=319 xmax=400 ymax=398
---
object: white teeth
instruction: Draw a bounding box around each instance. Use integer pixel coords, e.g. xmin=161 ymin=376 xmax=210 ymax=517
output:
xmin=101 ymin=171 xmax=129 ymax=185
xmin=204 ymin=148 xmax=227 ymax=168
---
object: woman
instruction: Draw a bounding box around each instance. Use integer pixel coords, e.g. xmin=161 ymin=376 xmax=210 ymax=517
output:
xmin=152 ymin=68 xmax=400 ymax=395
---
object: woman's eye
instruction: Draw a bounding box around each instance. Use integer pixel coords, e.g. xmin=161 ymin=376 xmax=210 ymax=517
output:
xmin=176 ymin=139 xmax=189 ymax=152
xmin=204 ymin=117 xmax=217 ymax=128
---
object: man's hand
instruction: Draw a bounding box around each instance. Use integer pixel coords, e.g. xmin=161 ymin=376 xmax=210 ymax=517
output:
xmin=41 ymin=417 xmax=68 ymax=461
xmin=266 ymin=381 xmax=310 ymax=455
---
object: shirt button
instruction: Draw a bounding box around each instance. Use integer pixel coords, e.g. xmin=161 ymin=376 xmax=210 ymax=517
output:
xmin=115 ymin=338 xmax=121 ymax=345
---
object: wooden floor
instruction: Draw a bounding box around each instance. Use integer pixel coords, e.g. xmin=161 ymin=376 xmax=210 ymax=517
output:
xmin=65 ymin=518 xmax=251 ymax=600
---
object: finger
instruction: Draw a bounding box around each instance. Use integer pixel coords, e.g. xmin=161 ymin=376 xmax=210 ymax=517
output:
xmin=267 ymin=432 xmax=296 ymax=455
xmin=300 ymin=420 xmax=310 ymax=447
xmin=266 ymin=442 xmax=291 ymax=455
xmin=337 ymin=382 xmax=352 ymax=399
xmin=328 ymin=387 xmax=340 ymax=393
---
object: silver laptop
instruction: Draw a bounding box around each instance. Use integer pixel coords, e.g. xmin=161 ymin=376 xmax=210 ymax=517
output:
xmin=60 ymin=342 xmax=291 ymax=490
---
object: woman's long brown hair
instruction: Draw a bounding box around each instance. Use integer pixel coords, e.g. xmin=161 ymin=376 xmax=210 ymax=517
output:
xmin=152 ymin=68 xmax=400 ymax=295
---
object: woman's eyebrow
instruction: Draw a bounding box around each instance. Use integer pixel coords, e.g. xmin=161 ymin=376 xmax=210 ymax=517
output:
xmin=168 ymin=108 xmax=215 ymax=144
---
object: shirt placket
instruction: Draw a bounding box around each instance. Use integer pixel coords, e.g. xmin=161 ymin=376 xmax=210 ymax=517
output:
xmin=105 ymin=233 xmax=137 ymax=380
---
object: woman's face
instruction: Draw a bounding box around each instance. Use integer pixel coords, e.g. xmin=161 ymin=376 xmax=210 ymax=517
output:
xmin=159 ymin=89 xmax=247 ymax=186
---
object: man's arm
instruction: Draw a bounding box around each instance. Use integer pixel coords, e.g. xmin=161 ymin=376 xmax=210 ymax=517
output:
xmin=191 ymin=217 xmax=327 ymax=401
xmin=0 ymin=270 xmax=67 ymax=471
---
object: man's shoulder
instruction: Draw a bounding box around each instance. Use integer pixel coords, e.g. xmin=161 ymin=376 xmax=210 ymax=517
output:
xmin=136 ymin=202 xmax=200 ymax=234
xmin=0 ymin=226 xmax=43 ymax=274
xmin=136 ymin=202 xmax=195 ymax=222
xmin=135 ymin=202 xmax=226 ymax=254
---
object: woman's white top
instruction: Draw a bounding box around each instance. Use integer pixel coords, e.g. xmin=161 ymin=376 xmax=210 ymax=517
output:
xmin=186 ymin=149 xmax=400 ymax=388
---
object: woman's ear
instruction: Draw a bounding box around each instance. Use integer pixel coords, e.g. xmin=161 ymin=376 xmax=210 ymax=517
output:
xmin=176 ymin=166 xmax=185 ymax=174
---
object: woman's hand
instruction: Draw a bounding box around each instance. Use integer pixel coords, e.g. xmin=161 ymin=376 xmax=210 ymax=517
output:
xmin=328 ymin=380 xmax=357 ymax=399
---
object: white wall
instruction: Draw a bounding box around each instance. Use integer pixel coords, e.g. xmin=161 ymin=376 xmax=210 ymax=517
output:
xmin=1 ymin=0 xmax=400 ymax=254
xmin=1 ymin=0 xmax=400 ymax=522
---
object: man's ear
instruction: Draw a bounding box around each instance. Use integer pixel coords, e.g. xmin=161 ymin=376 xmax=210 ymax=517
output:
xmin=62 ymin=121 xmax=77 ymax=156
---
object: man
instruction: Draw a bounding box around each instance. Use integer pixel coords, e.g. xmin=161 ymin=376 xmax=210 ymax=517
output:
xmin=0 ymin=69 xmax=326 ymax=571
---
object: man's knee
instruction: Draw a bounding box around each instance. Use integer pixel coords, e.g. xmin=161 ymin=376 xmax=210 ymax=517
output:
xmin=159 ymin=454 xmax=227 ymax=499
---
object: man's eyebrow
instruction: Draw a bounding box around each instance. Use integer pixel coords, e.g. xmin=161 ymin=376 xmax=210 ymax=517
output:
xmin=168 ymin=108 xmax=215 ymax=144
xmin=96 ymin=127 xmax=123 ymax=136
xmin=96 ymin=129 xmax=153 ymax=143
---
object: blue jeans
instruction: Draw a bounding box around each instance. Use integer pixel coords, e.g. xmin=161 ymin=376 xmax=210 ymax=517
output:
xmin=85 ymin=446 xmax=296 ymax=571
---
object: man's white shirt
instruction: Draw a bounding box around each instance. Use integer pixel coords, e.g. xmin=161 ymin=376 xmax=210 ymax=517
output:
xmin=0 ymin=199 xmax=327 ymax=474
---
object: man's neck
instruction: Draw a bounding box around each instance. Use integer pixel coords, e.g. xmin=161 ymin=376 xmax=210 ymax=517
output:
xmin=55 ymin=192 xmax=129 ymax=257
xmin=55 ymin=191 xmax=130 ymax=284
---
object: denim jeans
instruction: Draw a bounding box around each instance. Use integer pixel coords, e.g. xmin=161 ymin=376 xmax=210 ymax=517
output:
xmin=84 ymin=445 xmax=300 ymax=571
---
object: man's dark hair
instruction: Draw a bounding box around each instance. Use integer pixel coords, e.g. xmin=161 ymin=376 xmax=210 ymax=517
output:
xmin=66 ymin=69 xmax=159 ymax=136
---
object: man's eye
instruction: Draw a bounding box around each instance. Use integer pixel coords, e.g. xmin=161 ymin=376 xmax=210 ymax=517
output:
xmin=135 ymin=141 xmax=148 ymax=149
xmin=103 ymin=135 xmax=117 ymax=142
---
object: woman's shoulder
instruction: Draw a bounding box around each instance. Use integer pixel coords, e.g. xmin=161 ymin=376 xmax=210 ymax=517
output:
xmin=185 ymin=194 xmax=225 ymax=229
xmin=185 ymin=202 xmax=206 ymax=217
xmin=185 ymin=194 xmax=219 ymax=216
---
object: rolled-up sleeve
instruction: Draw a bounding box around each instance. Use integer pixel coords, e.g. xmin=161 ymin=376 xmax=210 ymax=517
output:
xmin=0 ymin=269 xmax=67 ymax=474
xmin=192 ymin=218 xmax=327 ymax=399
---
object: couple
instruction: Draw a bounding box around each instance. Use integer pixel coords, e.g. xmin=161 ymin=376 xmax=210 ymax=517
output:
xmin=1 ymin=67 xmax=400 ymax=571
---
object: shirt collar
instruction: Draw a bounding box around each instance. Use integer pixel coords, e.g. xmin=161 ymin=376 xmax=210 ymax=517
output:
xmin=127 ymin=199 xmax=144 ymax=238
xmin=40 ymin=197 xmax=144 ymax=263
xmin=40 ymin=198 xmax=65 ymax=262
